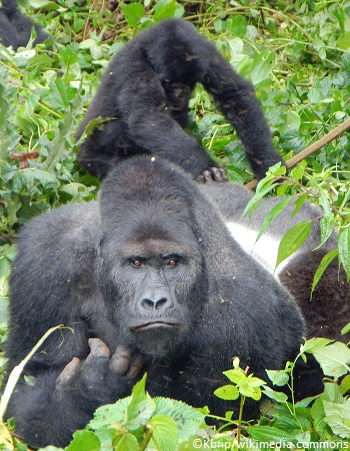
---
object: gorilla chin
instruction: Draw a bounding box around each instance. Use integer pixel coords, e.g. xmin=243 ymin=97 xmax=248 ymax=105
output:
xmin=130 ymin=321 xmax=184 ymax=357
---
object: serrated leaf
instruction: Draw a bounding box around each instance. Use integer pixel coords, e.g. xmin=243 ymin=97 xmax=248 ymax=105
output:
xmin=126 ymin=374 xmax=155 ymax=430
xmin=313 ymin=342 xmax=350 ymax=378
xmin=337 ymin=32 xmax=350 ymax=50
xmin=276 ymin=221 xmax=312 ymax=269
xmin=311 ymin=248 xmax=338 ymax=294
xmin=256 ymin=197 xmax=293 ymax=241
xmin=338 ymin=228 xmax=350 ymax=280
xmin=247 ymin=425 xmax=295 ymax=443
xmin=153 ymin=397 xmax=205 ymax=440
xmin=214 ymin=384 xmax=240 ymax=401
xmin=323 ymin=400 xmax=350 ymax=438
xmin=89 ymin=397 xmax=131 ymax=430
xmin=149 ymin=415 xmax=177 ymax=451
xmin=66 ymin=430 xmax=101 ymax=451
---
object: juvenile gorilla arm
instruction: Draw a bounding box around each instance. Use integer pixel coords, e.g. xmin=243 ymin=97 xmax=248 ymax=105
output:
xmin=77 ymin=19 xmax=284 ymax=181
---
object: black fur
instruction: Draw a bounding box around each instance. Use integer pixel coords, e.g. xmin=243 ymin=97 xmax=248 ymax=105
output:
xmin=202 ymin=183 xmax=350 ymax=343
xmin=6 ymin=157 xmax=304 ymax=448
xmin=77 ymin=19 xmax=285 ymax=182
xmin=0 ymin=0 xmax=51 ymax=50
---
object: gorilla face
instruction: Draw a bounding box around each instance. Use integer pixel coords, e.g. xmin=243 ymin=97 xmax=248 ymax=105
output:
xmin=97 ymin=209 xmax=204 ymax=358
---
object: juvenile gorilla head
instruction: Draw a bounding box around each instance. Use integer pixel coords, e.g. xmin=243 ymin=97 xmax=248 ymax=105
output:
xmin=96 ymin=159 xmax=205 ymax=357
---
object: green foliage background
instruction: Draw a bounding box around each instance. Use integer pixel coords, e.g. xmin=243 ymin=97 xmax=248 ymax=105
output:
xmin=0 ymin=0 xmax=349 ymax=449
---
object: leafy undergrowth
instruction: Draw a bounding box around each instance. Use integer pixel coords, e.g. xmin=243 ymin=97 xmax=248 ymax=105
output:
xmin=0 ymin=0 xmax=350 ymax=449
xmin=0 ymin=338 xmax=349 ymax=450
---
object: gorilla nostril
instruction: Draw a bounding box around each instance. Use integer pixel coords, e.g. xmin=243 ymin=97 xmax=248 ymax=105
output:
xmin=155 ymin=298 xmax=167 ymax=310
xmin=141 ymin=298 xmax=155 ymax=310
xmin=141 ymin=297 xmax=169 ymax=310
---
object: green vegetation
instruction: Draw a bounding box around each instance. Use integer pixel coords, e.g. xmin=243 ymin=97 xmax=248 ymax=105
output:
xmin=0 ymin=0 xmax=349 ymax=449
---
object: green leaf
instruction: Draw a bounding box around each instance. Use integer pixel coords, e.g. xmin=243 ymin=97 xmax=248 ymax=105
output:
xmin=323 ymin=400 xmax=350 ymax=438
xmin=246 ymin=425 xmax=295 ymax=443
xmin=301 ymin=337 xmax=334 ymax=354
xmin=341 ymin=322 xmax=350 ymax=336
xmin=214 ymin=384 xmax=240 ymax=401
xmin=153 ymin=397 xmax=205 ymax=440
xmin=337 ymin=32 xmax=350 ymax=50
xmin=276 ymin=221 xmax=312 ymax=269
xmin=223 ymin=368 xmax=246 ymax=384
xmin=265 ymin=369 xmax=289 ymax=387
xmin=149 ymin=415 xmax=177 ymax=451
xmin=121 ymin=2 xmax=144 ymax=27
xmin=256 ymin=197 xmax=293 ymax=241
xmin=311 ymin=248 xmax=338 ymax=295
xmin=313 ymin=342 xmax=350 ymax=378
xmin=89 ymin=396 xmax=131 ymax=430
xmin=126 ymin=374 xmax=155 ymax=430
xmin=114 ymin=433 xmax=139 ymax=451
xmin=340 ymin=375 xmax=350 ymax=396
xmin=154 ymin=0 xmax=177 ymax=21
xmin=338 ymin=228 xmax=350 ymax=280
xmin=263 ymin=386 xmax=288 ymax=403
xmin=66 ymin=430 xmax=101 ymax=451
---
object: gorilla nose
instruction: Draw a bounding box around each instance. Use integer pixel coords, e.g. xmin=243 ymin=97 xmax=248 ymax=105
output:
xmin=141 ymin=297 xmax=170 ymax=311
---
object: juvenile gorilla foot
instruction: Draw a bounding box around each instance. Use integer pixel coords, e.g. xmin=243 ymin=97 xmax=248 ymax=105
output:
xmin=197 ymin=166 xmax=228 ymax=183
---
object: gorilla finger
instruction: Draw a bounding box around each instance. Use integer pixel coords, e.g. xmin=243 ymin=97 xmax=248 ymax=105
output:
xmin=196 ymin=174 xmax=205 ymax=184
xmin=202 ymin=169 xmax=213 ymax=183
xmin=110 ymin=345 xmax=133 ymax=376
xmin=211 ymin=167 xmax=227 ymax=182
xmin=87 ymin=338 xmax=111 ymax=360
xmin=126 ymin=354 xmax=144 ymax=379
xmin=55 ymin=357 xmax=81 ymax=388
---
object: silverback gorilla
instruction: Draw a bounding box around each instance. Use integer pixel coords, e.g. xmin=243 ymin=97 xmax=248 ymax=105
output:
xmin=6 ymin=158 xmax=305 ymax=448
xmin=0 ymin=0 xmax=51 ymax=50
xmin=76 ymin=19 xmax=285 ymax=182
xmin=203 ymin=184 xmax=350 ymax=343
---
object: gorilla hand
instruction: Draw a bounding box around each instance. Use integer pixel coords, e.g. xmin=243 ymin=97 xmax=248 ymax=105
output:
xmin=56 ymin=338 xmax=143 ymax=392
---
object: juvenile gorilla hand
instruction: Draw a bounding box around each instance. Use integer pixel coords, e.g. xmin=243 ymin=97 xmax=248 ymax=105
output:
xmin=56 ymin=338 xmax=143 ymax=392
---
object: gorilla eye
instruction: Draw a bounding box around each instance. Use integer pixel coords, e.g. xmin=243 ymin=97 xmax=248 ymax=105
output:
xmin=130 ymin=259 xmax=143 ymax=267
xmin=167 ymin=259 xmax=178 ymax=267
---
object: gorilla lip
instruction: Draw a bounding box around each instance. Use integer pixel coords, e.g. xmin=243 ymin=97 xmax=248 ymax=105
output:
xmin=130 ymin=321 xmax=180 ymax=332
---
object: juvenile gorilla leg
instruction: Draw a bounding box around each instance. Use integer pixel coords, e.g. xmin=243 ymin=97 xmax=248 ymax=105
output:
xmin=77 ymin=19 xmax=284 ymax=181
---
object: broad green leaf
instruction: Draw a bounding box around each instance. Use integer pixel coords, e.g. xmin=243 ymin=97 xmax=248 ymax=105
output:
xmin=301 ymin=337 xmax=334 ymax=354
xmin=337 ymin=32 xmax=350 ymax=50
xmin=323 ymin=400 xmax=350 ymax=438
xmin=149 ymin=415 xmax=177 ymax=451
xmin=214 ymin=385 xmax=239 ymax=401
xmin=114 ymin=433 xmax=139 ymax=451
xmin=121 ymin=2 xmax=144 ymax=27
xmin=66 ymin=430 xmax=101 ymax=451
xmin=276 ymin=221 xmax=312 ymax=269
xmin=263 ymin=386 xmax=288 ymax=403
xmin=256 ymin=197 xmax=293 ymax=241
xmin=313 ymin=342 xmax=350 ymax=378
xmin=311 ymin=248 xmax=338 ymax=294
xmin=154 ymin=0 xmax=177 ymax=21
xmin=247 ymin=425 xmax=295 ymax=443
xmin=338 ymin=228 xmax=350 ymax=280
xmin=89 ymin=396 xmax=131 ymax=430
xmin=153 ymin=397 xmax=205 ymax=440
xmin=126 ymin=374 xmax=155 ymax=430
xmin=265 ymin=369 xmax=289 ymax=387
xmin=223 ymin=368 xmax=246 ymax=384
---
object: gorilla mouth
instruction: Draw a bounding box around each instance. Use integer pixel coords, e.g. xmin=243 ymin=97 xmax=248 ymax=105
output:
xmin=130 ymin=321 xmax=180 ymax=332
